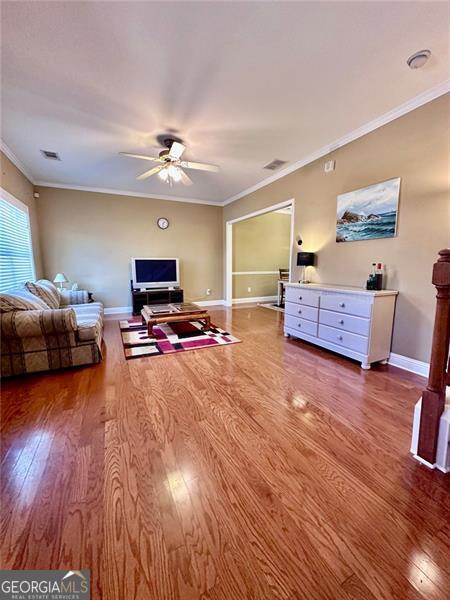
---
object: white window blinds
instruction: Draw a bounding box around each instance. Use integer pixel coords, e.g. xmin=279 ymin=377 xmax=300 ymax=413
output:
xmin=0 ymin=192 xmax=36 ymax=292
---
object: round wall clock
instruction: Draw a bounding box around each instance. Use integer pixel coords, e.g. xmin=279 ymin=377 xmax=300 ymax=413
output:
xmin=157 ymin=217 xmax=169 ymax=230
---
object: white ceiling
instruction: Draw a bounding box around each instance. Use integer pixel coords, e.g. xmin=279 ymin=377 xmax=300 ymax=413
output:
xmin=1 ymin=1 xmax=449 ymax=205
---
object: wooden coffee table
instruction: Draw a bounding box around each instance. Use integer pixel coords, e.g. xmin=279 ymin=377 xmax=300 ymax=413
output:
xmin=141 ymin=303 xmax=211 ymax=337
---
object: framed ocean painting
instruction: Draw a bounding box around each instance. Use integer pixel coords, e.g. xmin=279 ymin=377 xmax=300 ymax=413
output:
xmin=336 ymin=178 xmax=400 ymax=242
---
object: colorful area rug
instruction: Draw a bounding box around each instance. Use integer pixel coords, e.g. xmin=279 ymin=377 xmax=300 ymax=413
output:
xmin=119 ymin=317 xmax=241 ymax=359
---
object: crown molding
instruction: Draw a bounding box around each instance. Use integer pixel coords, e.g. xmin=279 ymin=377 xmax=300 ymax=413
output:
xmin=3 ymin=80 xmax=449 ymax=207
xmin=34 ymin=181 xmax=222 ymax=206
xmin=222 ymin=79 xmax=450 ymax=206
xmin=0 ymin=140 xmax=36 ymax=184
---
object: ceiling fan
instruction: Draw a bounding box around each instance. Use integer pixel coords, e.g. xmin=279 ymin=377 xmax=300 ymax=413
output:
xmin=120 ymin=137 xmax=219 ymax=186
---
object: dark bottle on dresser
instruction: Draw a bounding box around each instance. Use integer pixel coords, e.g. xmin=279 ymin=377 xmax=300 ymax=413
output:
xmin=366 ymin=263 xmax=377 ymax=290
xmin=375 ymin=263 xmax=384 ymax=290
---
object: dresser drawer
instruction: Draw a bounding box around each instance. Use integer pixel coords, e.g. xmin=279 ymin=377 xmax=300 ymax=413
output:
xmin=285 ymin=303 xmax=318 ymax=322
xmin=285 ymin=314 xmax=318 ymax=336
xmin=320 ymin=293 xmax=371 ymax=318
xmin=285 ymin=287 xmax=319 ymax=308
xmin=318 ymin=324 xmax=368 ymax=354
xmin=319 ymin=309 xmax=370 ymax=337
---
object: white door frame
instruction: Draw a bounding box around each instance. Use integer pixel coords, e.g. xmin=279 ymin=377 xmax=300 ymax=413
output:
xmin=225 ymin=198 xmax=295 ymax=306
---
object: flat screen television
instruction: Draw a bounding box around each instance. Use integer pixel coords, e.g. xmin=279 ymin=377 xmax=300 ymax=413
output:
xmin=131 ymin=258 xmax=180 ymax=289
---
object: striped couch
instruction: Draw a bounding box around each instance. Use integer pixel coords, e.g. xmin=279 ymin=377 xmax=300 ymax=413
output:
xmin=1 ymin=280 xmax=103 ymax=377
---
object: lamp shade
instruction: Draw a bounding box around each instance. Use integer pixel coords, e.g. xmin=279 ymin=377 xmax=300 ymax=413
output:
xmin=297 ymin=252 xmax=315 ymax=267
xmin=53 ymin=273 xmax=68 ymax=284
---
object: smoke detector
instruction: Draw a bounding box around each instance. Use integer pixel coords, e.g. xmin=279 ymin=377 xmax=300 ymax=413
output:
xmin=407 ymin=49 xmax=431 ymax=69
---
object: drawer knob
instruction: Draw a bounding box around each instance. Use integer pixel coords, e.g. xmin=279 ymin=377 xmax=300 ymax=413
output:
xmin=298 ymin=309 xmax=302 ymax=314
xmin=298 ymin=323 xmax=301 ymax=328
xmin=338 ymin=335 xmax=343 ymax=341
xmin=339 ymin=302 xmax=345 ymax=308
xmin=339 ymin=319 xmax=344 ymax=325
xmin=299 ymin=296 xmax=303 ymax=300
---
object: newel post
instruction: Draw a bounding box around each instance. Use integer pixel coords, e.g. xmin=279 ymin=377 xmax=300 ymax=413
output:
xmin=417 ymin=249 xmax=450 ymax=464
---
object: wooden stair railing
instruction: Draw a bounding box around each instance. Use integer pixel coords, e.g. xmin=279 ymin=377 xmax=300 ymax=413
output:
xmin=417 ymin=248 xmax=450 ymax=464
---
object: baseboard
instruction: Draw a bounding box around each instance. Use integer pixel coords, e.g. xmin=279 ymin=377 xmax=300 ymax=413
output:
xmin=387 ymin=353 xmax=429 ymax=378
xmin=232 ymin=295 xmax=278 ymax=305
xmin=195 ymin=299 xmax=226 ymax=306
xmin=104 ymin=306 xmax=132 ymax=315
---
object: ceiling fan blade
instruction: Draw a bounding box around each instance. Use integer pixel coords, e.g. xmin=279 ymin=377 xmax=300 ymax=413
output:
xmin=137 ymin=165 xmax=165 ymax=181
xmin=179 ymin=169 xmax=193 ymax=186
xmin=168 ymin=141 xmax=186 ymax=160
xmin=180 ymin=160 xmax=219 ymax=173
xmin=120 ymin=152 xmax=163 ymax=162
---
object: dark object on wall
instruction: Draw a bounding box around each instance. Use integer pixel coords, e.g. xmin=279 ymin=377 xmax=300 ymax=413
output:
xmin=297 ymin=238 xmax=303 ymax=246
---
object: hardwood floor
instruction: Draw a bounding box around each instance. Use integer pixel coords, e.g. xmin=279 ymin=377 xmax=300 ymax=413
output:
xmin=1 ymin=306 xmax=449 ymax=599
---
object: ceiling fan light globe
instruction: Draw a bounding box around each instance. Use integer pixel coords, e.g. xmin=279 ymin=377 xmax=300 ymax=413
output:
xmin=167 ymin=164 xmax=182 ymax=182
xmin=158 ymin=168 xmax=169 ymax=181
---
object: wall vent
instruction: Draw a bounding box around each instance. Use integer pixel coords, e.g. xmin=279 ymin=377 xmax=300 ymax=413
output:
xmin=41 ymin=149 xmax=61 ymax=160
xmin=263 ymin=158 xmax=287 ymax=171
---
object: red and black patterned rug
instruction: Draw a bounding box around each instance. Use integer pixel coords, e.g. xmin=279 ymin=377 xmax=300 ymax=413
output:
xmin=119 ymin=317 xmax=241 ymax=359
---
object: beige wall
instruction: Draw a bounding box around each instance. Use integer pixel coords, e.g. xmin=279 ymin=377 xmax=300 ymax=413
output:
xmin=224 ymin=94 xmax=450 ymax=363
xmin=233 ymin=274 xmax=280 ymax=299
xmin=0 ymin=151 xmax=43 ymax=277
xmin=232 ymin=210 xmax=290 ymax=298
xmin=35 ymin=187 xmax=223 ymax=307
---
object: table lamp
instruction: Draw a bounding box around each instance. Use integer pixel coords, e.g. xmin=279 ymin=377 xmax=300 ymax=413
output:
xmin=53 ymin=273 xmax=68 ymax=289
xmin=297 ymin=252 xmax=315 ymax=283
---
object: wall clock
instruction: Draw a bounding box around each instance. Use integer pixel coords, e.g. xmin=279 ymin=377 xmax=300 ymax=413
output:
xmin=157 ymin=217 xmax=169 ymax=230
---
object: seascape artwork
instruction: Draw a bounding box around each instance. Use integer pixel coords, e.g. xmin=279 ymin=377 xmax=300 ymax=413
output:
xmin=336 ymin=178 xmax=400 ymax=242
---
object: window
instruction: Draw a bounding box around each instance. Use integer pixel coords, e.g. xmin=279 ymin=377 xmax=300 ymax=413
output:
xmin=0 ymin=189 xmax=35 ymax=292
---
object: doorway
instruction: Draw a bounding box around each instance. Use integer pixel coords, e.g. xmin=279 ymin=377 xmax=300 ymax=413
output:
xmin=225 ymin=199 xmax=295 ymax=306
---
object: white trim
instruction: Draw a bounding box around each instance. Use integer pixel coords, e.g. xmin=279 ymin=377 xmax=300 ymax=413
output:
xmin=387 ymin=352 xmax=429 ymax=378
xmin=3 ymin=82 xmax=448 ymax=207
xmin=288 ymin=200 xmax=296 ymax=283
xmin=226 ymin=199 xmax=295 ymax=224
xmin=232 ymin=295 xmax=277 ymax=305
xmin=233 ymin=271 xmax=279 ymax=276
xmin=195 ymin=299 xmax=226 ymax=306
xmin=104 ymin=306 xmax=132 ymax=315
xmin=34 ymin=181 xmax=220 ymax=206
xmin=0 ymin=140 xmax=36 ymax=184
xmin=225 ymin=198 xmax=294 ymax=306
xmin=225 ymin=221 xmax=233 ymax=307
xmin=274 ymin=207 xmax=292 ymax=215
xmin=411 ymin=453 xmax=436 ymax=470
xmin=223 ymin=80 xmax=450 ymax=206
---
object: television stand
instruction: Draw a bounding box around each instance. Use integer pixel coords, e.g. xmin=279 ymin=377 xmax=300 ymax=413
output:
xmin=131 ymin=283 xmax=184 ymax=315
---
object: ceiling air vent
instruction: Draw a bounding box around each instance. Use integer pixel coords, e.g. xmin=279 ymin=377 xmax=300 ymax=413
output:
xmin=263 ymin=158 xmax=287 ymax=171
xmin=41 ymin=149 xmax=61 ymax=161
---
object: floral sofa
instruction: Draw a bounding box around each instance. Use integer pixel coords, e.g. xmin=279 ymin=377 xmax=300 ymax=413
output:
xmin=1 ymin=279 xmax=103 ymax=377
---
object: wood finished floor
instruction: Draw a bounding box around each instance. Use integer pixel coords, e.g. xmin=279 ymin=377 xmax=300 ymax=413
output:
xmin=1 ymin=306 xmax=449 ymax=599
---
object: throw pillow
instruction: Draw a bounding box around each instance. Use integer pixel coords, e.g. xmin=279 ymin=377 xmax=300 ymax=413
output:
xmin=0 ymin=288 xmax=49 ymax=312
xmin=25 ymin=279 xmax=60 ymax=309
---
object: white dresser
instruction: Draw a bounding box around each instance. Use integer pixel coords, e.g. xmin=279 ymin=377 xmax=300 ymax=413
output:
xmin=283 ymin=283 xmax=398 ymax=369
